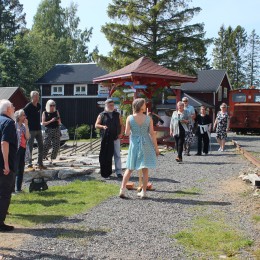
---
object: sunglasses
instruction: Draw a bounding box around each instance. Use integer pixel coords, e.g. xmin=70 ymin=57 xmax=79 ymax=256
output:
xmin=182 ymin=100 xmax=188 ymax=102
xmin=50 ymin=104 xmax=56 ymax=107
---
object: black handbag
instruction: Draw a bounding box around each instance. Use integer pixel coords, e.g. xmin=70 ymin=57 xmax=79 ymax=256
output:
xmin=29 ymin=178 xmax=48 ymax=192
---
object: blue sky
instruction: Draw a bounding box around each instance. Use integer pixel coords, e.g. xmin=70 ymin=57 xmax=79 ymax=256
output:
xmin=20 ymin=0 xmax=260 ymax=59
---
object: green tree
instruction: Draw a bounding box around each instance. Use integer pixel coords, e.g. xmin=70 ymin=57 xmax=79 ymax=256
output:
xmin=245 ymin=30 xmax=260 ymax=88
xmin=29 ymin=0 xmax=95 ymax=78
xmin=231 ymin=26 xmax=247 ymax=89
xmin=0 ymin=0 xmax=26 ymax=45
xmin=212 ymin=25 xmax=247 ymax=89
xmin=98 ymin=0 xmax=210 ymax=74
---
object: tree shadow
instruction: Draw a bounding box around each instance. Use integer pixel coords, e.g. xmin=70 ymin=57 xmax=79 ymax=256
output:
xmin=11 ymin=199 xmax=68 ymax=207
xmin=147 ymin=197 xmax=231 ymax=206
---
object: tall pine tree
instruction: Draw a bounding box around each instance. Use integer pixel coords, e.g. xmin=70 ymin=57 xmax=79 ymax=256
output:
xmin=245 ymin=30 xmax=260 ymax=88
xmin=98 ymin=0 xmax=210 ymax=74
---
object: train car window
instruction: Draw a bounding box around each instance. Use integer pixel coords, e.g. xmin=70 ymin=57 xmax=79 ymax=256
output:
xmin=232 ymin=93 xmax=246 ymax=102
xmin=255 ymin=94 xmax=260 ymax=102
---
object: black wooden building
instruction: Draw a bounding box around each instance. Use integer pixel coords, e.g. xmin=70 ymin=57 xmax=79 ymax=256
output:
xmin=35 ymin=63 xmax=108 ymax=129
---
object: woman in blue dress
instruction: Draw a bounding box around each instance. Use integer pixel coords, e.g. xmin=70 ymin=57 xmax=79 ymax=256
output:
xmin=119 ymin=98 xmax=160 ymax=199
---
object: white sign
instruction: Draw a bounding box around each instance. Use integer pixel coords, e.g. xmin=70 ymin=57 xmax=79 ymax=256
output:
xmin=97 ymin=101 xmax=106 ymax=105
xmin=123 ymin=88 xmax=136 ymax=93
xmin=127 ymin=93 xmax=135 ymax=97
xmin=98 ymin=85 xmax=109 ymax=96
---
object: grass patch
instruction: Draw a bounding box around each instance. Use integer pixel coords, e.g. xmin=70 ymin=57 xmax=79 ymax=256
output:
xmin=252 ymin=215 xmax=260 ymax=222
xmin=172 ymin=216 xmax=253 ymax=258
xmin=169 ymin=187 xmax=202 ymax=198
xmin=8 ymin=180 xmax=118 ymax=227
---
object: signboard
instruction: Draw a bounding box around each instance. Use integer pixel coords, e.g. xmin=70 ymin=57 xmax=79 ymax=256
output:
xmin=98 ymin=85 xmax=109 ymax=96
xmin=133 ymin=85 xmax=147 ymax=89
xmin=123 ymin=88 xmax=136 ymax=93
xmin=97 ymin=101 xmax=106 ymax=105
xmin=127 ymin=93 xmax=135 ymax=98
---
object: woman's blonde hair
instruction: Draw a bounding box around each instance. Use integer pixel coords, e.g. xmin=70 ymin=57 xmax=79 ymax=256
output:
xmin=14 ymin=109 xmax=25 ymax=122
xmin=45 ymin=99 xmax=56 ymax=113
xmin=176 ymin=101 xmax=184 ymax=108
xmin=132 ymin=98 xmax=145 ymax=113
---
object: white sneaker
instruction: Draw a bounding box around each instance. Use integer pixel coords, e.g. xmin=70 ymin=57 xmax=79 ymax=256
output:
xmin=119 ymin=188 xmax=126 ymax=198
xmin=137 ymin=190 xmax=147 ymax=198
xmin=220 ymin=148 xmax=224 ymax=152
xmin=218 ymin=147 xmax=221 ymax=151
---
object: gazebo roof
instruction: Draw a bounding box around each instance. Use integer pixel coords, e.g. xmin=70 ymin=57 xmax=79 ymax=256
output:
xmin=93 ymin=56 xmax=197 ymax=84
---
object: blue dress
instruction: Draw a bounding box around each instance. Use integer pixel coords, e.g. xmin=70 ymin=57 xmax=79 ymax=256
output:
xmin=126 ymin=115 xmax=157 ymax=170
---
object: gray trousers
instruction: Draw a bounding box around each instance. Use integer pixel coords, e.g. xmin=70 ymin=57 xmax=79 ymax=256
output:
xmin=114 ymin=139 xmax=122 ymax=175
xmin=27 ymin=130 xmax=43 ymax=165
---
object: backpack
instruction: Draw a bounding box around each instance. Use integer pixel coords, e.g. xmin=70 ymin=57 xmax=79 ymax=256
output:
xmin=29 ymin=178 xmax=48 ymax=192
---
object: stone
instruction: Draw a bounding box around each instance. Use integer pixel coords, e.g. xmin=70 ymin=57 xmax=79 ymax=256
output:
xmin=24 ymin=170 xmax=59 ymax=182
xmin=57 ymin=168 xmax=94 ymax=179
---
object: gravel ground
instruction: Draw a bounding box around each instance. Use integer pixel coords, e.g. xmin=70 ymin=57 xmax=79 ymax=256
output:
xmin=3 ymin=136 xmax=260 ymax=260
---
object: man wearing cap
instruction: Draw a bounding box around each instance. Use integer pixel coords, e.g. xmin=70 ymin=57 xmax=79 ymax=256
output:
xmin=182 ymin=97 xmax=195 ymax=156
xmin=95 ymin=99 xmax=123 ymax=179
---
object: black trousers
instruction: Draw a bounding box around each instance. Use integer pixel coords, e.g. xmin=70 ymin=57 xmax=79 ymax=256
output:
xmin=174 ymin=125 xmax=185 ymax=159
xmin=197 ymin=132 xmax=210 ymax=154
xmin=16 ymin=147 xmax=26 ymax=191
xmin=0 ymin=170 xmax=15 ymax=224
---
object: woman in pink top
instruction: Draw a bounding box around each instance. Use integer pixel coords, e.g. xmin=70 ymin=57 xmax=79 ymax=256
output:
xmin=14 ymin=109 xmax=30 ymax=192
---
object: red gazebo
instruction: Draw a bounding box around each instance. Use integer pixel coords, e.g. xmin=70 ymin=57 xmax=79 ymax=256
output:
xmin=93 ymin=56 xmax=197 ymax=106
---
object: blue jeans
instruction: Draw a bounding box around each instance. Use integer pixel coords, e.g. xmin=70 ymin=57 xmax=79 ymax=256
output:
xmin=114 ymin=139 xmax=122 ymax=175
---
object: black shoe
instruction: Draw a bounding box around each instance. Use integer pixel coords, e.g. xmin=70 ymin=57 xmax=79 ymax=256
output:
xmin=195 ymin=153 xmax=202 ymax=156
xmin=0 ymin=223 xmax=14 ymax=232
xmin=117 ymin=174 xmax=123 ymax=179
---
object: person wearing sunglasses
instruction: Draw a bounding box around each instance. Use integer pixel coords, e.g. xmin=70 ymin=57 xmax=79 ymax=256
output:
xmin=42 ymin=100 xmax=61 ymax=165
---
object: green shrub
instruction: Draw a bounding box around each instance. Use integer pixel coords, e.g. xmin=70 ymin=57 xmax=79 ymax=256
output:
xmin=76 ymin=124 xmax=91 ymax=139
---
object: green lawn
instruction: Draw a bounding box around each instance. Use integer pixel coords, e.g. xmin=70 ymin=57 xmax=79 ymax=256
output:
xmin=7 ymin=180 xmax=118 ymax=227
xmin=172 ymin=215 xmax=253 ymax=258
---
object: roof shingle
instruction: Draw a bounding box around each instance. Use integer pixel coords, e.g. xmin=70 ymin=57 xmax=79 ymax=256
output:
xmin=36 ymin=63 xmax=108 ymax=85
xmin=181 ymin=70 xmax=228 ymax=92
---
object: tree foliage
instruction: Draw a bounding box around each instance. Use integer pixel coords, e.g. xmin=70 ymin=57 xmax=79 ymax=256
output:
xmin=213 ymin=25 xmax=260 ymax=89
xmin=0 ymin=0 xmax=26 ymax=45
xmin=245 ymin=30 xmax=260 ymax=88
xmin=97 ymin=0 xmax=211 ymax=74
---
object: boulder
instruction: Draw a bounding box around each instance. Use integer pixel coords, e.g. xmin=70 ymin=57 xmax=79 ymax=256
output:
xmin=57 ymin=168 xmax=94 ymax=179
xmin=24 ymin=170 xmax=59 ymax=182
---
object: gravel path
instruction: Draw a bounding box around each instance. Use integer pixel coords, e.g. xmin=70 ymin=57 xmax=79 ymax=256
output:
xmin=3 ymin=136 xmax=260 ymax=260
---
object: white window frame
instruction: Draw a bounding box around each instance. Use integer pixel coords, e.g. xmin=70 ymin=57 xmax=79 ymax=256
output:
xmin=218 ymin=86 xmax=222 ymax=101
xmin=74 ymin=84 xmax=88 ymax=96
xmin=51 ymin=85 xmax=64 ymax=96
xmin=223 ymin=87 xmax=228 ymax=98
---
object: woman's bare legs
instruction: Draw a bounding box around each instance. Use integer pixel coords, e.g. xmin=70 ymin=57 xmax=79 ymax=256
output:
xmin=142 ymin=168 xmax=149 ymax=193
xmin=120 ymin=169 xmax=132 ymax=189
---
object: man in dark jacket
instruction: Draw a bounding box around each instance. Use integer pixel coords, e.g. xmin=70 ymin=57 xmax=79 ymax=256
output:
xmin=0 ymin=99 xmax=17 ymax=232
xmin=24 ymin=91 xmax=46 ymax=170
xmin=95 ymin=99 xmax=123 ymax=179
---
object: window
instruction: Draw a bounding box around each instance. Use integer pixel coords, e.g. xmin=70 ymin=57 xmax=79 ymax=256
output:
xmin=218 ymin=87 xmax=222 ymax=101
xmin=223 ymin=87 xmax=228 ymax=98
xmin=74 ymin=84 xmax=87 ymax=95
xmin=232 ymin=93 xmax=246 ymax=102
xmin=51 ymin=85 xmax=64 ymax=95
xmin=255 ymin=94 xmax=260 ymax=102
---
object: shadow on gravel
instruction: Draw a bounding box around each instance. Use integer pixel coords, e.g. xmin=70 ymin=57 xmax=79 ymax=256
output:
xmin=149 ymin=177 xmax=180 ymax=184
xmin=185 ymin=162 xmax=232 ymax=165
xmin=10 ymin=227 xmax=107 ymax=239
xmin=147 ymin=197 xmax=231 ymax=206
xmin=4 ymin=250 xmax=79 ymax=260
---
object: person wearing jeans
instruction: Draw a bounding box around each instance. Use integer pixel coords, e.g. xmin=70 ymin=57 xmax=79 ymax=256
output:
xmin=24 ymin=91 xmax=46 ymax=170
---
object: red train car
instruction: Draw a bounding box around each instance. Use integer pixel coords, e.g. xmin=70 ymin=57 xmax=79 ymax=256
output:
xmin=229 ymin=89 xmax=260 ymax=134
